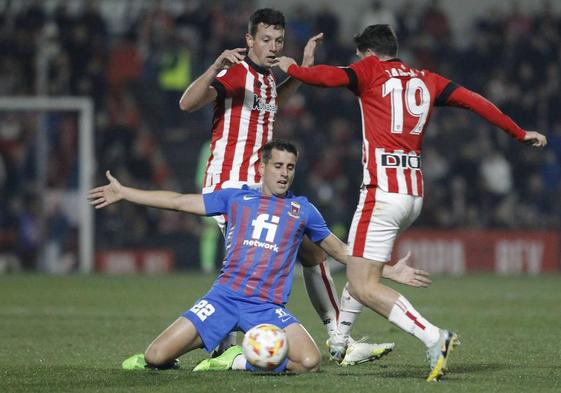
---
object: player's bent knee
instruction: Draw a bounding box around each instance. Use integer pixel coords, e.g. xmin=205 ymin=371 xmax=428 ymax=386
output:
xmin=300 ymin=350 xmax=321 ymax=372
xmin=144 ymin=345 xmax=172 ymax=367
xmin=346 ymin=281 xmax=364 ymax=302
xmin=347 ymin=281 xmax=377 ymax=305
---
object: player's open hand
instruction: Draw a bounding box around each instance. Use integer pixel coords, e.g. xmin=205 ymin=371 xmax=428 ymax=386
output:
xmin=213 ymin=48 xmax=246 ymax=71
xmin=274 ymin=56 xmax=297 ymax=73
xmin=88 ymin=170 xmax=124 ymax=209
xmin=386 ymin=251 xmax=432 ymax=288
xmin=523 ymin=131 xmax=547 ymax=148
xmin=302 ymin=33 xmax=324 ymax=67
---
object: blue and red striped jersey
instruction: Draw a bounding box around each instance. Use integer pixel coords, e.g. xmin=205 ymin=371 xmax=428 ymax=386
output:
xmin=203 ymin=185 xmax=331 ymax=305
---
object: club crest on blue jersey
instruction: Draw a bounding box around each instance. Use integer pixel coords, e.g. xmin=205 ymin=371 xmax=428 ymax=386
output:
xmin=288 ymin=201 xmax=301 ymax=218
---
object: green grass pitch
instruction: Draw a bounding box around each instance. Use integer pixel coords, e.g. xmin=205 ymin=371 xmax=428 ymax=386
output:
xmin=1 ymin=273 xmax=560 ymax=392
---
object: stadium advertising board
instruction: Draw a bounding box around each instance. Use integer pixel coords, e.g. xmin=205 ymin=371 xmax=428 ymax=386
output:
xmin=96 ymin=250 xmax=174 ymax=274
xmin=395 ymin=230 xmax=560 ymax=274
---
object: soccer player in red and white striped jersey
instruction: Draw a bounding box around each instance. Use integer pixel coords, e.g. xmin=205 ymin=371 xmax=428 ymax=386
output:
xmin=276 ymin=24 xmax=547 ymax=380
xmin=179 ymin=9 xmax=401 ymax=363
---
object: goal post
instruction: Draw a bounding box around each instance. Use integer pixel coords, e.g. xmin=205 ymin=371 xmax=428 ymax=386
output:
xmin=0 ymin=96 xmax=94 ymax=273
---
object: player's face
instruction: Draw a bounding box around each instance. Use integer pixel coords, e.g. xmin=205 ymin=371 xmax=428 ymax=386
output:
xmin=246 ymin=23 xmax=285 ymax=68
xmin=259 ymin=149 xmax=297 ymax=197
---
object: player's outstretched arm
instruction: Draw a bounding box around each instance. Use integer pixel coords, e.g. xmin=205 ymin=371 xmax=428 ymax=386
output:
xmin=179 ymin=48 xmax=246 ymax=112
xmin=276 ymin=33 xmax=324 ymax=108
xmin=88 ymin=170 xmax=206 ymax=215
xmin=317 ymin=235 xmax=431 ymax=288
xmin=278 ymin=60 xmax=351 ymax=88
xmin=446 ymin=87 xmax=547 ymax=148
xmin=382 ymin=251 xmax=432 ymax=288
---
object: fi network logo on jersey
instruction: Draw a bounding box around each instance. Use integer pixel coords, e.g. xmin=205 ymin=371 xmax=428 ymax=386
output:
xmin=243 ymin=214 xmax=280 ymax=252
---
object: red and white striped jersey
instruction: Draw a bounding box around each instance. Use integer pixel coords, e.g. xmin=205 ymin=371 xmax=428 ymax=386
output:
xmin=347 ymin=56 xmax=452 ymax=196
xmin=287 ymin=58 xmax=527 ymax=197
xmin=203 ymin=57 xmax=277 ymax=194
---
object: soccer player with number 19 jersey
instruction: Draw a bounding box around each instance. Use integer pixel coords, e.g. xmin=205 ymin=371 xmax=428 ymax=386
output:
xmin=276 ymin=24 xmax=547 ymax=381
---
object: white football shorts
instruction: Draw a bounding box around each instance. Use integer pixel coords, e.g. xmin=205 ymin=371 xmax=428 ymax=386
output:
xmin=347 ymin=187 xmax=423 ymax=262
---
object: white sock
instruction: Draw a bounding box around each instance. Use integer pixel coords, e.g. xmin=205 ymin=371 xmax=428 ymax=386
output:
xmin=231 ymin=354 xmax=247 ymax=370
xmin=302 ymin=260 xmax=339 ymax=335
xmin=338 ymin=282 xmax=364 ymax=337
xmin=388 ymin=296 xmax=440 ymax=347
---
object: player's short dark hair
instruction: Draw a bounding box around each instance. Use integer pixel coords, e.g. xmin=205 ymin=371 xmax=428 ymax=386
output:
xmin=248 ymin=8 xmax=286 ymax=37
xmin=353 ymin=24 xmax=399 ymax=57
xmin=261 ymin=139 xmax=299 ymax=163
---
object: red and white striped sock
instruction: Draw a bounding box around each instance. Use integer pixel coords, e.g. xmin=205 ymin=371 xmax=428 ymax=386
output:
xmin=388 ymin=295 xmax=440 ymax=347
xmin=302 ymin=260 xmax=340 ymax=335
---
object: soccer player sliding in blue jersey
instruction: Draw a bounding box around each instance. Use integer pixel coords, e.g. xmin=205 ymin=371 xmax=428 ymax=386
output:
xmin=89 ymin=139 xmax=430 ymax=373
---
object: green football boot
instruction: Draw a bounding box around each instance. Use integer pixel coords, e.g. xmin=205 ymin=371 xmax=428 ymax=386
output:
xmin=192 ymin=345 xmax=243 ymax=372
xmin=122 ymin=354 xmax=148 ymax=370
xmin=122 ymin=353 xmax=180 ymax=370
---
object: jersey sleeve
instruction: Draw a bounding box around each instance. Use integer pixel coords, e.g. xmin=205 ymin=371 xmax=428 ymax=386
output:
xmin=429 ymin=72 xmax=459 ymax=106
xmin=304 ymin=202 xmax=332 ymax=243
xmin=348 ymin=56 xmax=380 ymax=95
xmin=444 ymin=86 xmax=526 ymax=141
xmin=211 ymin=66 xmax=244 ymax=101
xmin=203 ymin=188 xmax=238 ymax=216
xmin=287 ymin=64 xmax=351 ymax=87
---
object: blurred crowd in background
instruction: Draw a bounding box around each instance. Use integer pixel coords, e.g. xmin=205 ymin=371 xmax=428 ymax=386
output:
xmin=0 ymin=0 xmax=560 ymax=270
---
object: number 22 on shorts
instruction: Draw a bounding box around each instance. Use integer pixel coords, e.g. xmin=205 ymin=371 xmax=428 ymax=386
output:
xmin=190 ymin=300 xmax=216 ymax=321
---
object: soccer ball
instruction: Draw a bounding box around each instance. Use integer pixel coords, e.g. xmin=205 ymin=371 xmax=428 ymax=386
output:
xmin=242 ymin=323 xmax=288 ymax=370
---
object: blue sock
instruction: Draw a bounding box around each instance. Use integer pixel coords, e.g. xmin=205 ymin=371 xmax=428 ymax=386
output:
xmin=245 ymin=357 xmax=289 ymax=373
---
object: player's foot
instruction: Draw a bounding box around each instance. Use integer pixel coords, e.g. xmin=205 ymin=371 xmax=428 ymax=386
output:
xmin=122 ymin=354 xmax=147 ymax=370
xmin=122 ymin=354 xmax=180 ymax=370
xmin=341 ymin=340 xmax=395 ymax=366
xmin=193 ymin=345 xmax=243 ymax=371
xmin=426 ymin=329 xmax=460 ymax=382
xmin=326 ymin=331 xmax=349 ymax=363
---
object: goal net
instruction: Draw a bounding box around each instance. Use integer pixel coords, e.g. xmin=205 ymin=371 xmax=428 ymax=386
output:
xmin=0 ymin=97 xmax=94 ymax=273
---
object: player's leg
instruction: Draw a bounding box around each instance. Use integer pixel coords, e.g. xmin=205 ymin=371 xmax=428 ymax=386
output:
xmin=283 ymin=323 xmax=321 ymax=372
xmin=327 ymin=188 xmax=407 ymax=364
xmin=345 ymin=256 xmax=458 ymax=381
xmin=346 ymin=188 xmax=459 ymax=381
xmin=122 ymin=316 xmax=203 ymax=370
xmin=299 ymin=236 xmax=339 ymax=336
xmin=300 ymin=229 xmax=395 ymax=365
xmin=338 ymin=282 xmax=364 ymax=338
xmin=144 ymin=317 xmax=204 ymax=367
xmin=125 ymin=286 xmax=238 ymax=371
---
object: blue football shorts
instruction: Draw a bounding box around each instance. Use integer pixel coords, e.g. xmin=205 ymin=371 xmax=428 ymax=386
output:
xmin=182 ymin=285 xmax=299 ymax=352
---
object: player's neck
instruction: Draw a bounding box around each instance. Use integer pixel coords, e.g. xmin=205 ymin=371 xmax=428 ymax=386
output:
xmin=246 ymin=52 xmax=270 ymax=73
xmin=261 ymin=187 xmax=288 ymax=199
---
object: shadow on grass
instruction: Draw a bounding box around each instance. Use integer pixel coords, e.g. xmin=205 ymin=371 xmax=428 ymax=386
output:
xmin=451 ymin=362 xmax=511 ymax=374
xmin=329 ymin=362 xmax=512 ymax=380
